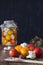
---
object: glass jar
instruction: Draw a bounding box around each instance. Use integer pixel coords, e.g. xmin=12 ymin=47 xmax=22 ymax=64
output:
xmin=0 ymin=20 xmax=17 ymax=46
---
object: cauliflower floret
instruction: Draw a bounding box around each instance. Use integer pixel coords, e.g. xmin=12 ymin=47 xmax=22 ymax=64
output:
xmin=4 ymin=28 xmax=9 ymax=32
xmin=11 ymin=35 xmax=15 ymax=40
xmin=7 ymin=46 xmax=11 ymax=50
xmin=20 ymin=42 xmax=27 ymax=47
xmin=26 ymin=51 xmax=36 ymax=59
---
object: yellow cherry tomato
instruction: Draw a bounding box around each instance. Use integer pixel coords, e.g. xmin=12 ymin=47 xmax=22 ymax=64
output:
xmin=13 ymin=29 xmax=17 ymax=34
xmin=2 ymin=39 xmax=7 ymax=45
xmin=7 ymin=29 xmax=13 ymax=35
xmin=21 ymin=47 xmax=28 ymax=57
xmin=24 ymin=47 xmax=29 ymax=51
xmin=6 ymin=34 xmax=11 ymax=41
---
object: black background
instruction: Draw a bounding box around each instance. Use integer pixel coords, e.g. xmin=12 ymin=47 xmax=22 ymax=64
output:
xmin=0 ymin=0 xmax=43 ymax=44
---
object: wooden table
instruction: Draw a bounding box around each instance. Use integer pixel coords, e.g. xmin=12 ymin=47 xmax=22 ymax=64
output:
xmin=0 ymin=46 xmax=43 ymax=65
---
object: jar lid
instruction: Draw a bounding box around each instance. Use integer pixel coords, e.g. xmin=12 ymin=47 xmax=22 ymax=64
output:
xmin=4 ymin=20 xmax=14 ymax=24
xmin=4 ymin=20 xmax=17 ymax=28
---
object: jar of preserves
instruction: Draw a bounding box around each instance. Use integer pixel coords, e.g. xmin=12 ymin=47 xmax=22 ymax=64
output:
xmin=0 ymin=20 xmax=17 ymax=46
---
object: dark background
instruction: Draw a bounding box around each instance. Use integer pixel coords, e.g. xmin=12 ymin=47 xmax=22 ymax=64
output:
xmin=0 ymin=0 xmax=43 ymax=44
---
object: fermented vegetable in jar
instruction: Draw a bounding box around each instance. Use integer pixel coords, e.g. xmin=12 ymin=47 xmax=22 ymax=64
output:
xmin=0 ymin=20 xmax=17 ymax=46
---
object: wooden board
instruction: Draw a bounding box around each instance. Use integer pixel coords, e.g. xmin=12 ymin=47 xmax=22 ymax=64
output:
xmin=4 ymin=57 xmax=43 ymax=64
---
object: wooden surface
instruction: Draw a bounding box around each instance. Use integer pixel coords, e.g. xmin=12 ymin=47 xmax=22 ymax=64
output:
xmin=0 ymin=46 xmax=43 ymax=65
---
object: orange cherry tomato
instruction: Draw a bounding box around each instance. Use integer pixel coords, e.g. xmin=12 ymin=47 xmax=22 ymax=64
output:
xmin=2 ymin=32 xmax=5 ymax=37
xmin=15 ymin=45 xmax=23 ymax=53
xmin=10 ymin=39 xmax=16 ymax=45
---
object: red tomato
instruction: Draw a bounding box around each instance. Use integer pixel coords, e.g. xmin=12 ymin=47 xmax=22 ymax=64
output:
xmin=34 ymin=48 xmax=42 ymax=57
xmin=29 ymin=46 xmax=35 ymax=51
xmin=9 ymin=48 xmax=20 ymax=57
xmin=28 ymin=43 xmax=34 ymax=47
xmin=28 ymin=43 xmax=35 ymax=51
